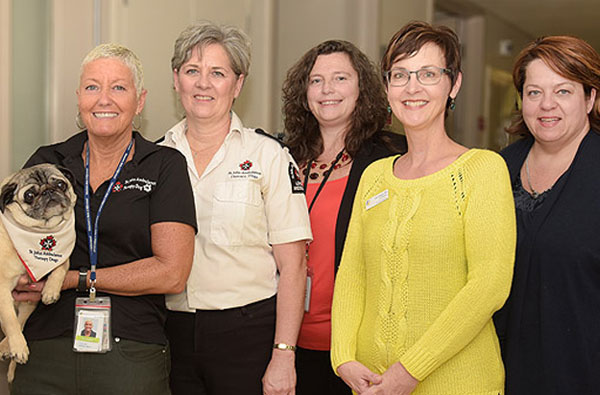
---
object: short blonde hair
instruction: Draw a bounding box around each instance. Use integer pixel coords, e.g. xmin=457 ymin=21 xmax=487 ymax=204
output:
xmin=81 ymin=43 xmax=145 ymax=98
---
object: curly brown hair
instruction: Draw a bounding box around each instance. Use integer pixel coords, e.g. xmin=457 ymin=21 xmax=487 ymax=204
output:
xmin=506 ymin=35 xmax=600 ymax=136
xmin=282 ymin=40 xmax=388 ymax=164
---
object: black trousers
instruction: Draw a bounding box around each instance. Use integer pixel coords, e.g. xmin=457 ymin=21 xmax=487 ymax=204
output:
xmin=166 ymin=296 xmax=276 ymax=395
xmin=296 ymin=346 xmax=351 ymax=395
xmin=11 ymin=336 xmax=170 ymax=395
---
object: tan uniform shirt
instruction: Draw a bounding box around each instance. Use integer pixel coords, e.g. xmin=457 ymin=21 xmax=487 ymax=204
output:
xmin=160 ymin=112 xmax=312 ymax=311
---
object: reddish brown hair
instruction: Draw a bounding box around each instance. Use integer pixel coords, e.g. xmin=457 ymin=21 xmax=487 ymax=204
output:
xmin=507 ymin=35 xmax=600 ymax=135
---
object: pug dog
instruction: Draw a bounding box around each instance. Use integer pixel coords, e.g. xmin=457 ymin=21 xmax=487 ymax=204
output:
xmin=0 ymin=164 xmax=76 ymax=382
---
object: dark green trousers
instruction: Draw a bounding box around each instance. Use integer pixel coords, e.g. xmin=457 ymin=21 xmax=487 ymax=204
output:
xmin=11 ymin=336 xmax=171 ymax=395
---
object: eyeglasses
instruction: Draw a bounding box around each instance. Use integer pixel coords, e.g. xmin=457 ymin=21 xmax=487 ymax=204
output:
xmin=385 ymin=66 xmax=451 ymax=87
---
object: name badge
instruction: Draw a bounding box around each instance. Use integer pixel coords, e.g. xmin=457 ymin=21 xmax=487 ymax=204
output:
xmin=365 ymin=189 xmax=389 ymax=210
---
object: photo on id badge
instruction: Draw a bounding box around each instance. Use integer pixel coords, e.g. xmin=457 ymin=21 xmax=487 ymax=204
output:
xmin=74 ymin=311 xmax=103 ymax=351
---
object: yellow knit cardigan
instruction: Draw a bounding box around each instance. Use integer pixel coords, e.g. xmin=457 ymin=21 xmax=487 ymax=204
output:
xmin=331 ymin=150 xmax=516 ymax=394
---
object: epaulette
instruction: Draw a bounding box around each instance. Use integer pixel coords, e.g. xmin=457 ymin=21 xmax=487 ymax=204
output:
xmin=254 ymin=128 xmax=288 ymax=149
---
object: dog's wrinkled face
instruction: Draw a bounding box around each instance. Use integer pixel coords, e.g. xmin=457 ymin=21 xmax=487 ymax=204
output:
xmin=0 ymin=164 xmax=76 ymax=230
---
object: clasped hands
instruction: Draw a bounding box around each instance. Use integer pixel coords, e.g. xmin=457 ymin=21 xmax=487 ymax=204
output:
xmin=337 ymin=360 xmax=418 ymax=395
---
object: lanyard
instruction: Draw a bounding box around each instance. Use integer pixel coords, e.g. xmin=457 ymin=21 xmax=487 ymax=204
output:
xmin=84 ymin=137 xmax=133 ymax=300
xmin=303 ymin=149 xmax=345 ymax=213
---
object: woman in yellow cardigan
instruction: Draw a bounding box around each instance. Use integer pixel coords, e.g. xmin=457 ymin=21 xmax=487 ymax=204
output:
xmin=331 ymin=21 xmax=516 ymax=394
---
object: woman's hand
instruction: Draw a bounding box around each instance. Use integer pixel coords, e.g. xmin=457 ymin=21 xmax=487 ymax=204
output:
xmin=12 ymin=274 xmax=44 ymax=302
xmin=337 ymin=361 xmax=382 ymax=394
xmin=362 ymin=362 xmax=418 ymax=395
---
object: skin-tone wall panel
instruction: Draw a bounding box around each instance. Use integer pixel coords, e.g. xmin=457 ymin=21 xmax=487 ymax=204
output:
xmin=11 ymin=0 xmax=49 ymax=170
xmin=49 ymin=0 xmax=95 ymax=143
xmin=273 ymin=0 xmax=383 ymax=134
xmin=99 ymin=0 xmax=273 ymax=139
xmin=189 ymin=0 xmax=275 ymax=134
xmin=0 ymin=0 xmax=11 ymax=179
xmin=101 ymin=0 xmax=197 ymax=140
xmin=379 ymin=0 xmax=433 ymax=50
xmin=0 ymin=5 xmax=10 ymax=391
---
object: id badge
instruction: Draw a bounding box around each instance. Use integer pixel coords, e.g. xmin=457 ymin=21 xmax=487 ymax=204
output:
xmin=74 ymin=296 xmax=112 ymax=353
xmin=305 ymin=275 xmax=312 ymax=312
xmin=305 ymin=266 xmax=313 ymax=313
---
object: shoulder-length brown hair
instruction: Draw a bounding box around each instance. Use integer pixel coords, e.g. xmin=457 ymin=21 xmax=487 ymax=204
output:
xmin=282 ymin=40 xmax=388 ymax=164
xmin=507 ymin=35 xmax=600 ymax=136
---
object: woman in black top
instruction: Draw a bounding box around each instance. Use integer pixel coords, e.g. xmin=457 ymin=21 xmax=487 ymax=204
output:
xmin=11 ymin=43 xmax=196 ymax=394
xmin=495 ymin=35 xmax=600 ymax=394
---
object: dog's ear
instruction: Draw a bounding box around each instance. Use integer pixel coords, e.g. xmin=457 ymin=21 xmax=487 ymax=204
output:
xmin=57 ymin=166 xmax=75 ymax=186
xmin=0 ymin=182 xmax=17 ymax=213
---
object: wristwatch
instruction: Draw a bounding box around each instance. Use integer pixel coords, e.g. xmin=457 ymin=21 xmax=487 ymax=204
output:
xmin=77 ymin=267 xmax=88 ymax=293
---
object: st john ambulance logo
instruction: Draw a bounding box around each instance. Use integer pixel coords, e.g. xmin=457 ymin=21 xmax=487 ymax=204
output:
xmin=112 ymin=181 xmax=124 ymax=192
xmin=40 ymin=235 xmax=56 ymax=251
xmin=239 ymin=160 xmax=253 ymax=171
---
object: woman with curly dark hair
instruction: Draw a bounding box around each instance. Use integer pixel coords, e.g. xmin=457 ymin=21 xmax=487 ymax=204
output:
xmin=282 ymin=39 xmax=406 ymax=394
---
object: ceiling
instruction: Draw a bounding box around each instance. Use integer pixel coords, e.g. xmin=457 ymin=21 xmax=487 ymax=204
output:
xmin=443 ymin=0 xmax=600 ymax=52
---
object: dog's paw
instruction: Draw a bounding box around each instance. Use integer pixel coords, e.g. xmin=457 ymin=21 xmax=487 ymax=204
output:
xmin=8 ymin=335 xmax=29 ymax=364
xmin=41 ymin=287 xmax=61 ymax=305
xmin=0 ymin=338 xmax=10 ymax=360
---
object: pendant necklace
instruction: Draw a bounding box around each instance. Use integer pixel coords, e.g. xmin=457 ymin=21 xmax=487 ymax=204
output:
xmin=525 ymin=153 xmax=540 ymax=199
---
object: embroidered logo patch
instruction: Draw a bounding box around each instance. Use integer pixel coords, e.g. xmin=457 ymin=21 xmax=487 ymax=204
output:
xmin=120 ymin=177 xmax=156 ymax=193
xmin=239 ymin=160 xmax=253 ymax=171
xmin=289 ymin=162 xmax=304 ymax=194
xmin=39 ymin=235 xmax=57 ymax=251
xmin=112 ymin=181 xmax=123 ymax=193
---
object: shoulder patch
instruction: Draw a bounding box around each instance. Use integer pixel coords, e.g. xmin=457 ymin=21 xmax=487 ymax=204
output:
xmin=288 ymin=162 xmax=304 ymax=194
xmin=254 ymin=128 xmax=288 ymax=149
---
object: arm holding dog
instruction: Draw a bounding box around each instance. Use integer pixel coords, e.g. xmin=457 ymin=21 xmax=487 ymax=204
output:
xmin=17 ymin=132 xmax=197 ymax=299
xmin=12 ymin=222 xmax=194 ymax=300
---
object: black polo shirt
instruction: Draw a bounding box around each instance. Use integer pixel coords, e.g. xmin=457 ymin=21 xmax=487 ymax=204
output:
xmin=23 ymin=131 xmax=197 ymax=345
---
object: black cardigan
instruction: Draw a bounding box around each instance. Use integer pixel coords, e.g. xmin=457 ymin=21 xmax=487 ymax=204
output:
xmin=495 ymin=130 xmax=600 ymax=394
xmin=333 ymin=131 xmax=407 ymax=270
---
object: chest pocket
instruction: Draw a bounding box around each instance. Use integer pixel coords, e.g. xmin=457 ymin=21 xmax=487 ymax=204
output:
xmin=210 ymin=180 xmax=263 ymax=246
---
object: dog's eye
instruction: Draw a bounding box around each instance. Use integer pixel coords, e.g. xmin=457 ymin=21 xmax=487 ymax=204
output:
xmin=24 ymin=188 xmax=36 ymax=204
xmin=56 ymin=180 xmax=67 ymax=191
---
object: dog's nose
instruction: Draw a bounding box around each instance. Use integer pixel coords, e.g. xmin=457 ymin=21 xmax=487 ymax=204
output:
xmin=42 ymin=187 xmax=58 ymax=197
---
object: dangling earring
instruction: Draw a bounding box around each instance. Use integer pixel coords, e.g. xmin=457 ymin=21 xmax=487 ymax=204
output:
xmin=386 ymin=105 xmax=393 ymax=126
xmin=132 ymin=113 xmax=142 ymax=130
xmin=449 ymin=97 xmax=456 ymax=111
xmin=75 ymin=112 xmax=85 ymax=130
